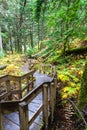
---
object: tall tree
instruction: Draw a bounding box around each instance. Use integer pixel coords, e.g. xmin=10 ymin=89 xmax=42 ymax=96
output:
xmin=0 ymin=27 xmax=3 ymax=52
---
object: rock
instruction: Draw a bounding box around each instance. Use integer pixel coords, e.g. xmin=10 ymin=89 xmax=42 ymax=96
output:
xmin=0 ymin=65 xmax=7 ymax=70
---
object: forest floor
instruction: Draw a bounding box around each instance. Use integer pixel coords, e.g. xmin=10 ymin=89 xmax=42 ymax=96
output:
xmin=47 ymin=54 xmax=87 ymax=130
xmin=48 ymin=86 xmax=87 ymax=130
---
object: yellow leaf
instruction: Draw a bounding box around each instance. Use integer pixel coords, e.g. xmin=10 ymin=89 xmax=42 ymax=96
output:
xmin=69 ymin=82 xmax=75 ymax=87
xmin=62 ymin=94 xmax=68 ymax=99
xmin=63 ymin=87 xmax=69 ymax=92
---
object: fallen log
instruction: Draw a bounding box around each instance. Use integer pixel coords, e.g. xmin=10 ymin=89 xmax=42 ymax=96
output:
xmin=0 ymin=65 xmax=7 ymax=70
xmin=65 ymin=46 xmax=87 ymax=56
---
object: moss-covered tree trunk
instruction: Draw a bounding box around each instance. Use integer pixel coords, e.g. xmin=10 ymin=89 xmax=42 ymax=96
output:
xmin=78 ymin=61 xmax=87 ymax=110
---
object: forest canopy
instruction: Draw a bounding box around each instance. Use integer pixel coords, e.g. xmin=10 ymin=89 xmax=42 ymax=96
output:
xmin=0 ymin=0 xmax=87 ymax=55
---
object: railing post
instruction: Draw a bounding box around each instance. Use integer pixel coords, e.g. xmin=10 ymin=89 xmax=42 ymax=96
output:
xmin=43 ymin=84 xmax=49 ymax=130
xmin=31 ymin=74 xmax=34 ymax=89
xmin=0 ymin=105 xmax=3 ymax=130
xmin=54 ymin=72 xmax=57 ymax=103
xmin=6 ymin=80 xmax=12 ymax=100
xmin=26 ymin=77 xmax=29 ymax=93
xmin=18 ymin=80 xmax=22 ymax=98
xmin=50 ymin=82 xmax=55 ymax=122
xmin=39 ymin=65 xmax=41 ymax=73
xmin=19 ymin=102 xmax=29 ymax=130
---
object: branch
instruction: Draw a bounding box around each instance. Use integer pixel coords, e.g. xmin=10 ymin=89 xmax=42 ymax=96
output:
xmin=67 ymin=98 xmax=87 ymax=127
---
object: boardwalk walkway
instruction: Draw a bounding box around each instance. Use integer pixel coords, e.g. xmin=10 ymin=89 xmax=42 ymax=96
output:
xmin=0 ymin=63 xmax=57 ymax=130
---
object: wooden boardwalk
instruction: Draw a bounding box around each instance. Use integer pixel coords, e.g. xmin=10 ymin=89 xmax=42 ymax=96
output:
xmin=0 ymin=63 xmax=57 ymax=130
xmin=3 ymin=93 xmax=43 ymax=130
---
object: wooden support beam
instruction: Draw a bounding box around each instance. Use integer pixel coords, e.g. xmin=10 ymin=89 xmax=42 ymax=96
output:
xmin=0 ymin=105 xmax=3 ymax=130
xmin=26 ymin=77 xmax=29 ymax=93
xmin=18 ymin=81 xmax=22 ymax=99
xmin=50 ymin=82 xmax=55 ymax=122
xmin=54 ymin=73 xmax=57 ymax=103
xmin=31 ymin=75 xmax=33 ymax=89
xmin=43 ymin=84 xmax=49 ymax=130
xmin=19 ymin=102 xmax=29 ymax=130
xmin=6 ymin=80 xmax=12 ymax=100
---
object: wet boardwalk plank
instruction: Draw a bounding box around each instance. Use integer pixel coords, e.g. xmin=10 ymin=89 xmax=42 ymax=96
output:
xmin=3 ymin=93 xmax=43 ymax=130
xmin=2 ymin=72 xmax=52 ymax=130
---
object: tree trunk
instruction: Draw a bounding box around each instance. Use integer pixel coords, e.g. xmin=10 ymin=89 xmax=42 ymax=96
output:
xmin=0 ymin=27 xmax=3 ymax=52
xmin=37 ymin=21 xmax=40 ymax=50
xmin=10 ymin=36 xmax=13 ymax=54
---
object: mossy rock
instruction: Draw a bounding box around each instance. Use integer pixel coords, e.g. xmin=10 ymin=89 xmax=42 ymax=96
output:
xmin=0 ymin=65 xmax=7 ymax=70
xmin=78 ymin=61 xmax=87 ymax=110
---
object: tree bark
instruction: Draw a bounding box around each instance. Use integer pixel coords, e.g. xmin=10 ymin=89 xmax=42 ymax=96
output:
xmin=0 ymin=27 xmax=3 ymax=52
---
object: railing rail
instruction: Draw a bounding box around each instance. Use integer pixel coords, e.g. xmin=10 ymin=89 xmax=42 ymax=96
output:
xmin=37 ymin=63 xmax=56 ymax=78
xmin=0 ymin=70 xmax=35 ymax=101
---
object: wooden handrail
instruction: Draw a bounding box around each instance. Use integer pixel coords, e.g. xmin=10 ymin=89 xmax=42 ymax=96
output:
xmin=38 ymin=63 xmax=56 ymax=77
xmin=0 ymin=70 xmax=35 ymax=81
xmin=0 ymin=69 xmax=35 ymax=101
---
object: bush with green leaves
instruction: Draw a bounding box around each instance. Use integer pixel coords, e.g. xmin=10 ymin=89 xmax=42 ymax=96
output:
xmin=25 ymin=48 xmax=38 ymax=57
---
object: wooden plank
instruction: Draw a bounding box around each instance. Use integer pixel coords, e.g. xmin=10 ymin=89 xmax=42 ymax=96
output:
xmin=18 ymin=81 xmax=22 ymax=99
xmin=29 ymin=122 xmax=41 ymax=130
xmin=3 ymin=116 xmax=19 ymax=130
xmin=22 ymin=79 xmax=35 ymax=92
xmin=0 ymin=92 xmax=11 ymax=99
xmin=1 ymin=101 xmax=19 ymax=114
xmin=4 ymin=112 xmax=19 ymax=126
xmin=21 ymin=70 xmax=35 ymax=80
xmin=34 ymin=112 xmax=43 ymax=125
xmin=28 ymin=104 xmax=43 ymax=127
xmin=9 ymin=75 xmax=20 ymax=82
xmin=29 ymin=102 xmax=42 ymax=113
xmin=50 ymin=82 xmax=55 ymax=122
xmin=0 ymin=104 xmax=4 ymax=130
xmin=20 ymin=84 xmax=43 ymax=103
xmin=0 ymin=66 xmax=56 ymax=130
xmin=0 ymin=75 xmax=9 ymax=83
xmin=43 ymin=84 xmax=49 ymax=130
xmin=6 ymin=80 xmax=12 ymax=100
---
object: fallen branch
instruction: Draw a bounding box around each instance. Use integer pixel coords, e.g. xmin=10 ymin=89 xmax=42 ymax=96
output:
xmin=67 ymin=98 xmax=87 ymax=127
xmin=65 ymin=46 xmax=87 ymax=56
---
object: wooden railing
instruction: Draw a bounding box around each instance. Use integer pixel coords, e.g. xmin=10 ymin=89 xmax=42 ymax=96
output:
xmin=0 ymin=64 xmax=57 ymax=130
xmin=37 ymin=63 xmax=56 ymax=77
xmin=0 ymin=70 xmax=35 ymax=101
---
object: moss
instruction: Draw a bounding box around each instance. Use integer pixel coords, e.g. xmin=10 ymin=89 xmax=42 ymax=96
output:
xmin=78 ymin=61 xmax=87 ymax=109
xmin=66 ymin=46 xmax=87 ymax=55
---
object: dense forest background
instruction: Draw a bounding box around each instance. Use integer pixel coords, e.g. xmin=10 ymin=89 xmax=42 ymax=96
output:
xmin=0 ymin=0 xmax=87 ymax=55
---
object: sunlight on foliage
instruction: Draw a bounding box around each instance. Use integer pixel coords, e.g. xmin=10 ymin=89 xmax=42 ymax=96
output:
xmin=0 ymin=54 xmax=25 ymax=76
xmin=57 ymin=56 xmax=85 ymax=100
xmin=58 ymin=74 xmax=70 ymax=82
xmin=3 ymin=64 xmax=23 ymax=76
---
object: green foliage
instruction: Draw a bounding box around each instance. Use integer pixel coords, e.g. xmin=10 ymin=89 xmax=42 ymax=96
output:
xmin=0 ymin=0 xmax=87 ymax=54
xmin=55 ymin=55 xmax=85 ymax=99
xmin=85 ymin=127 xmax=87 ymax=130
xmin=26 ymin=47 xmax=38 ymax=57
xmin=35 ymin=0 xmax=48 ymax=21
xmin=0 ymin=51 xmax=6 ymax=58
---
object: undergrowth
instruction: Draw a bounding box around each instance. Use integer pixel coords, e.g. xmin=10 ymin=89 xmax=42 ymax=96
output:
xmin=47 ymin=53 xmax=86 ymax=100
